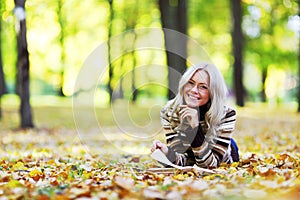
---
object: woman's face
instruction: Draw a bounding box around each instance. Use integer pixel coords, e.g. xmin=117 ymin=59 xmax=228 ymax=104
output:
xmin=183 ymin=70 xmax=210 ymax=108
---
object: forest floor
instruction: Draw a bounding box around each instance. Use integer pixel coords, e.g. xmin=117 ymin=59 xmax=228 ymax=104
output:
xmin=0 ymin=97 xmax=299 ymax=199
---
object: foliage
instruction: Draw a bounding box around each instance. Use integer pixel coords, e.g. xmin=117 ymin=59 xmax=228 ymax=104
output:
xmin=242 ymin=0 xmax=299 ymax=101
xmin=0 ymin=0 xmax=298 ymax=104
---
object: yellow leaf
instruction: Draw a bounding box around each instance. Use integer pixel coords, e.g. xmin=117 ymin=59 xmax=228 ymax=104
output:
xmin=157 ymin=174 xmax=165 ymax=181
xmin=173 ymin=174 xmax=185 ymax=181
xmin=230 ymin=162 xmax=239 ymax=168
xmin=7 ymin=180 xmax=23 ymax=188
xmin=29 ymin=169 xmax=43 ymax=177
xmin=203 ymin=175 xmax=213 ymax=181
xmin=29 ymin=169 xmax=44 ymax=181
xmin=12 ymin=161 xmax=28 ymax=171
xmin=82 ymin=171 xmax=91 ymax=179
xmin=277 ymin=176 xmax=285 ymax=184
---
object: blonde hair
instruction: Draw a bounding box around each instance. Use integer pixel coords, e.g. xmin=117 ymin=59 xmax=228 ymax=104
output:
xmin=172 ymin=62 xmax=228 ymax=143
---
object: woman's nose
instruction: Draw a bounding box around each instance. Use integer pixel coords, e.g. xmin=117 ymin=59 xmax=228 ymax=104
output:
xmin=190 ymin=85 xmax=199 ymax=93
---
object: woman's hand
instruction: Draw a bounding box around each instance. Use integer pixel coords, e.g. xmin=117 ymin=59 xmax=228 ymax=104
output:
xmin=179 ymin=105 xmax=199 ymax=129
xmin=151 ymin=140 xmax=168 ymax=155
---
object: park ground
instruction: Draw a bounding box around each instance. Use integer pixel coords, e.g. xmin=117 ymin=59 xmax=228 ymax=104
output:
xmin=0 ymin=96 xmax=299 ymax=199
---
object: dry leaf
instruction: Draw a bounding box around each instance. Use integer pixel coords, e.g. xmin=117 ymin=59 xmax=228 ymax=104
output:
xmin=114 ymin=176 xmax=134 ymax=190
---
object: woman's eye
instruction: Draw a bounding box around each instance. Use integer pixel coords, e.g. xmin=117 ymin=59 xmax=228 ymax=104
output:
xmin=199 ymin=85 xmax=208 ymax=90
xmin=188 ymin=81 xmax=194 ymax=85
xmin=186 ymin=81 xmax=208 ymax=90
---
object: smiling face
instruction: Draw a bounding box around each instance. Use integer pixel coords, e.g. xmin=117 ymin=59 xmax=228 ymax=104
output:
xmin=183 ymin=70 xmax=210 ymax=108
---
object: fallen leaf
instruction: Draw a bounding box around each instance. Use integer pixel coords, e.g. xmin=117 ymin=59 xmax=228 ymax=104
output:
xmin=114 ymin=176 xmax=134 ymax=190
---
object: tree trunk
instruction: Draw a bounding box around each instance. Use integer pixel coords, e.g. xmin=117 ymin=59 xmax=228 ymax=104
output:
xmin=0 ymin=1 xmax=7 ymax=120
xmin=0 ymin=53 xmax=6 ymax=120
xmin=57 ymin=0 xmax=66 ymax=96
xmin=129 ymin=5 xmax=138 ymax=103
xmin=261 ymin=67 xmax=267 ymax=102
xmin=159 ymin=0 xmax=188 ymax=100
xmin=14 ymin=0 xmax=34 ymax=128
xmin=298 ymin=42 xmax=300 ymax=113
xmin=107 ymin=0 xmax=114 ymax=103
xmin=231 ymin=0 xmax=245 ymax=106
xmin=0 ymin=98 xmax=2 ymax=119
xmin=298 ymin=0 xmax=300 ymax=113
xmin=130 ymin=29 xmax=137 ymax=102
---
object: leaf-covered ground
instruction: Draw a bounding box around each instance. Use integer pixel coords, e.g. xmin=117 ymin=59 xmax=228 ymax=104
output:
xmin=0 ymin=102 xmax=299 ymax=199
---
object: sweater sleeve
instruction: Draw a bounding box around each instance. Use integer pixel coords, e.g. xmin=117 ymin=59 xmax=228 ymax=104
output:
xmin=160 ymin=103 xmax=189 ymax=166
xmin=191 ymin=107 xmax=236 ymax=167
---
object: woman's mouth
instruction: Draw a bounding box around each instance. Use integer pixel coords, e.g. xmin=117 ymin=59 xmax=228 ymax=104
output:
xmin=188 ymin=94 xmax=200 ymax=101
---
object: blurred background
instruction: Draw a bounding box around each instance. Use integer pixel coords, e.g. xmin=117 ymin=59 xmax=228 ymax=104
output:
xmin=0 ymin=0 xmax=299 ymax=129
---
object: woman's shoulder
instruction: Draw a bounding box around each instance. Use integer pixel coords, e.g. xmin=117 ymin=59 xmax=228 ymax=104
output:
xmin=160 ymin=98 xmax=181 ymax=120
xmin=161 ymin=98 xmax=177 ymax=112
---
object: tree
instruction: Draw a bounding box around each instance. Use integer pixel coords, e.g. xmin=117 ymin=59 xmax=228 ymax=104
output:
xmin=14 ymin=0 xmax=34 ymax=128
xmin=242 ymin=1 xmax=297 ymax=103
xmin=231 ymin=0 xmax=245 ymax=106
xmin=107 ymin=0 xmax=114 ymax=103
xmin=0 ymin=0 xmax=7 ymax=119
xmin=0 ymin=46 xmax=6 ymax=120
xmin=57 ymin=0 xmax=66 ymax=96
xmin=124 ymin=2 xmax=138 ymax=102
xmin=0 ymin=44 xmax=6 ymax=120
xmin=159 ymin=0 xmax=188 ymax=100
xmin=0 ymin=54 xmax=6 ymax=120
xmin=258 ymin=2 xmax=282 ymax=102
xmin=110 ymin=1 xmax=138 ymax=102
xmin=130 ymin=30 xmax=138 ymax=102
xmin=298 ymin=0 xmax=300 ymax=113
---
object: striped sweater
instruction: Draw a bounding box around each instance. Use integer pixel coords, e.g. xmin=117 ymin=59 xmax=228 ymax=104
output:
xmin=160 ymin=99 xmax=237 ymax=168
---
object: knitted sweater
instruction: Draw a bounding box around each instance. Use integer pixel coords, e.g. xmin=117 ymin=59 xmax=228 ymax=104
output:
xmin=160 ymin=99 xmax=237 ymax=168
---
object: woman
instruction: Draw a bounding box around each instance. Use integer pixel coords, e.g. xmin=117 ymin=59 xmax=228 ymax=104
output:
xmin=151 ymin=62 xmax=239 ymax=168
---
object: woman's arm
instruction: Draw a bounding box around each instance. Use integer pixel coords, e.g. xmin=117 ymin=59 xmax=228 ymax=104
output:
xmin=191 ymin=107 xmax=236 ymax=167
xmin=160 ymin=105 xmax=190 ymax=166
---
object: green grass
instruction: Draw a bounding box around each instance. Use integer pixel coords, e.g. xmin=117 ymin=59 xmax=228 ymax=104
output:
xmin=0 ymin=95 xmax=163 ymax=132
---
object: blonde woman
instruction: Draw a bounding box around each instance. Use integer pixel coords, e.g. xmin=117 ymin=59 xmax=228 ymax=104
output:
xmin=151 ymin=62 xmax=239 ymax=167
